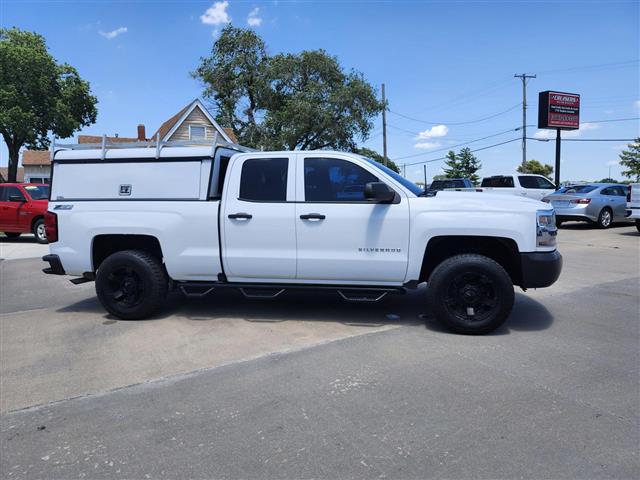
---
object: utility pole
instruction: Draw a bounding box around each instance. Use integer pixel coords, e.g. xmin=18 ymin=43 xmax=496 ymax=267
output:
xmin=381 ymin=83 xmax=388 ymax=166
xmin=423 ymin=164 xmax=427 ymax=187
xmin=514 ymin=73 xmax=536 ymax=167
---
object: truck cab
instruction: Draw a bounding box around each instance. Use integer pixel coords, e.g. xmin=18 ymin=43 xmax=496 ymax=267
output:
xmin=43 ymin=139 xmax=562 ymax=334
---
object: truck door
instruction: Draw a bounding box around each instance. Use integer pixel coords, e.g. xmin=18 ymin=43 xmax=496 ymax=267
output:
xmin=221 ymin=155 xmax=297 ymax=281
xmin=294 ymin=156 xmax=410 ymax=283
xmin=517 ymin=175 xmax=556 ymax=200
xmin=602 ymin=186 xmax=628 ymax=220
xmin=0 ymin=186 xmax=27 ymax=230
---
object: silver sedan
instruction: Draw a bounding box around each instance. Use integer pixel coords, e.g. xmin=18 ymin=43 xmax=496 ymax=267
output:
xmin=542 ymin=183 xmax=631 ymax=228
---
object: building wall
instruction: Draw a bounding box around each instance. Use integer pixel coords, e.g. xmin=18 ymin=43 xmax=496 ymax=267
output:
xmin=168 ymin=106 xmax=222 ymax=141
xmin=24 ymin=165 xmax=51 ymax=184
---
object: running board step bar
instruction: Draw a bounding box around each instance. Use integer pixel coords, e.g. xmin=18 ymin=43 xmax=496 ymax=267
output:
xmin=175 ymin=281 xmax=405 ymax=301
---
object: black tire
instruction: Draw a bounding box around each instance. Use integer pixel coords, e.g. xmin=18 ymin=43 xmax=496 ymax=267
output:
xmin=3 ymin=232 xmax=21 ymax=238
xmin=426 ymin=254 xmax=514 ymax=335
xmin=636 ymin=219 xmax=640 ymax=233
xmin=95 ymin=250 xmax=168 ymax=320
xmin=597 ymin=208 xmax=613 ymax=229
xmin=32 ymin=218 xmax=48 ymax=244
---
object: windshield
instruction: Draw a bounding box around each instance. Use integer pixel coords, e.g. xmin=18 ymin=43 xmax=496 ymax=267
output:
xmin=361 ymin=157 xmax=423 ymax=196
xmin=24 ymin=185 xmax=49 ymax=200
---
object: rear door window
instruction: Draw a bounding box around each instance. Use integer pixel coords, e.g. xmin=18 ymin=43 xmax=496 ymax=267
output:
xmin=481 ymin=176 xmax=514 ymax=188
xmin=519 ymin=176 xmax=555 ymax=189
xmin=239 ymin=158 xmax=288 ymax=202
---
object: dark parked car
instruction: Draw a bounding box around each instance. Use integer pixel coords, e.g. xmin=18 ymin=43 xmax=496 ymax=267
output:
xmin=425 ymin=178 xmax=475 ymax=196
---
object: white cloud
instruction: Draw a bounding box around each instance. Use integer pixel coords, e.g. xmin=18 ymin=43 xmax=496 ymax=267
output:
xmin=414 ymin=141 xmax=442 ymax=150
xmin=99 ymin=27 xmax=127 ymax=40
xmin=533 ymin=122 xmax=600 ymax=140
xmin=247 ymin=7 xmax=262 ymax=26
xmin=606 ymin=159 xmax=618 ymax=166
xmin=415 ymin=124 xmax=448 ymax=140
xmin=201 ymin=1 xmax=231 ymax=25
xmin=635 ymin=100 xmax=640 ymax=109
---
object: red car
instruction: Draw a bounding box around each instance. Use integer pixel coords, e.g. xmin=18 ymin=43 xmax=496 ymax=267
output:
xmin=0 ymin=183 xmax=49 ymax=243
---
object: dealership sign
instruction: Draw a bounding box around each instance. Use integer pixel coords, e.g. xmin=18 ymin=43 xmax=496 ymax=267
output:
xmin=538 ymin=91 xmax=580 ymax=130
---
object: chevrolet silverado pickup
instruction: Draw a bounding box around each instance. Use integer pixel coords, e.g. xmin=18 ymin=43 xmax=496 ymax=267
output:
xmin=42 ymin=139 xmax=562 ymax=334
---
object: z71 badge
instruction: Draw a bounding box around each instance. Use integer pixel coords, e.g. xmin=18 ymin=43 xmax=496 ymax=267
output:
xmin=119 ymin=184 xmax=132 ymax=196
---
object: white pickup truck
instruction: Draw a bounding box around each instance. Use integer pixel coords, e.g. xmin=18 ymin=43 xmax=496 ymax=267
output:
xmin=42 ymin=139 xmax=562 ymax=334
xmin=476 ymin=174 xmax=556 ymax=201
xmin=626 ymin=183 xmax=640 ymax=232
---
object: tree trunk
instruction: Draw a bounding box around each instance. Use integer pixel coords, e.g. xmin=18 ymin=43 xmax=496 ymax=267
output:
xmin=7 ymin=143 xmax=21 ymax=183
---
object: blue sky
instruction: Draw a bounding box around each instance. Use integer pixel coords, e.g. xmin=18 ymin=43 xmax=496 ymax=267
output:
xmin=1 ymin=0 xmax=638 ymax=183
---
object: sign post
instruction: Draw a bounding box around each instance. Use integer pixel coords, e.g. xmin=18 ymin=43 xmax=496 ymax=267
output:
xmin=538 ymin=91 xmax=580 ymax=189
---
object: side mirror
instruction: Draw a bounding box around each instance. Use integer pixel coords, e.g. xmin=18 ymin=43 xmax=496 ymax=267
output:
xmin=364 ymin=182 xmax=396 ymax=204
xmin=9 ymin=195 xmax=25 ymax=203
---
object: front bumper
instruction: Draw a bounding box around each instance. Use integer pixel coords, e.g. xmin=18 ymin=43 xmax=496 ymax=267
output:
xmin=42 ymin=254 xmax=66 ymax=275
xmin=520 ymin=250 xmax=562 ymax=288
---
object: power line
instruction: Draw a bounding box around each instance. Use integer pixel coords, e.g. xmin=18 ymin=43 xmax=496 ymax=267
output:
xmin=393 ymin=127 xmax=521 ymax=161
xmin=399 ymin=138 xmax=521 ymax=167
xmin=528 ymin=137 xmax=636 ymax=142
xmin=536 ymin=59 xmax=639 ymax=75
xmin=582 ymin=117 xmax=639 ymax=124
xmin=388 ymin=103 xmax=520 ymax=126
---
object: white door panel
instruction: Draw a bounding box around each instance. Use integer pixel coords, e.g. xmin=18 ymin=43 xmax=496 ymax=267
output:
xmin=222 ymin=155 xmax=296 ymax=280
xmin=295 ymin=202 xmax=410 ymax=282
xmin=294 ymin=156 xmax=410 ymax=283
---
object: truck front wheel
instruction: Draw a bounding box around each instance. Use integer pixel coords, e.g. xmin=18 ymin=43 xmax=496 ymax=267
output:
xmin=95 ymin=250 xmax=168 ymax=320
xmin=426 ymin=254 xmax=514 ymax=335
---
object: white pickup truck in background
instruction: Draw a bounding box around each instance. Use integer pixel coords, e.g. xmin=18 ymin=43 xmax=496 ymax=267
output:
xmin=42 ymin=139 xmax=562 ymax=334
xmin=626 ymin=183 xmax=640 ymax=232
xmin=476 ymin=174 xmax=556 ymax=201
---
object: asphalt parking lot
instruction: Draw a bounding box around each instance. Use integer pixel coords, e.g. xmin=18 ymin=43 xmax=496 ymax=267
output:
xmin=1 ymin=224 xmax=638 ymax=479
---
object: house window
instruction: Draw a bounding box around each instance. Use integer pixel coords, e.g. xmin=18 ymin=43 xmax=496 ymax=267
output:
xmin=189 ymin=125 xmax=206 ymax=140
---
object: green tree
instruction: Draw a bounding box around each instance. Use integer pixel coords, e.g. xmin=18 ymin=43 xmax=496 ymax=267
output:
xmin=618 ymin=138 xmax=640 ymax=182
xmin=0 ymin=28 xmax=97 ymax=182
xmin=443 ymin=147 xmax=482 ymax=183
xmin=192 ymin=26 xmax=268 ymax=147
xmin=193 ymin=25 xmax=383 ymax=151
xmin=596 ymin=177 xmax=618 ymax=183
xmin=354 ymin=147 xmax=400 ymax=174
xmin=517 ymin=159 xmax=554 ymax=179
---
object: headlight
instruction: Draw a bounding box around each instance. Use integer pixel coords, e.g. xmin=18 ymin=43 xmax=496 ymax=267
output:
xmin=537 ymin=209 xmax=557 ymax=247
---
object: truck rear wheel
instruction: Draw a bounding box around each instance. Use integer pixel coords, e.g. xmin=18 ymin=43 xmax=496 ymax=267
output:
xmin=426 ymin=254 xmax=514 ymax=335
xmin=95 ymin=250 xmax=168 ymax=320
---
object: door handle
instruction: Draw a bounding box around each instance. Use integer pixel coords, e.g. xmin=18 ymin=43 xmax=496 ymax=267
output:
xmin=228 ymin=212 xmax=252 ymax=219
xmin=300 ymin=213 xmax=326 ymax=220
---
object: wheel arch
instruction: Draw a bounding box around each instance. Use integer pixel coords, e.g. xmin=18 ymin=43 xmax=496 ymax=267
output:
xmin=419 ymin=235 xmax=523 ymax=286
xmin=92 ymin=234 xmax=164 ymax=272
xmin=30 ymin=215 xmax=44 ymax=231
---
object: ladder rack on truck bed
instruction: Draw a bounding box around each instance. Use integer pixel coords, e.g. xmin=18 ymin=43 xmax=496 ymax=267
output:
xmin=50 ymin=132 xmax=255 ymax=161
